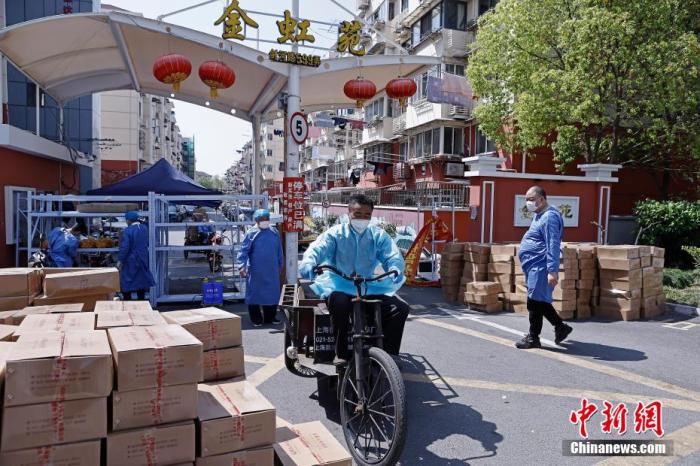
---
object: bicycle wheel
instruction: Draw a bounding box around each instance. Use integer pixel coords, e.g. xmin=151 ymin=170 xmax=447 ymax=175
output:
xmin=340 ymin=347 xmax=407 ymax=466
xmin=283 ymin=323 xmax=316 ymax=378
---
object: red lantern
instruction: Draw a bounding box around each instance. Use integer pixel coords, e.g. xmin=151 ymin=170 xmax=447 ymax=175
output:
xmin=198 ymin=61 xmax=235 ymax=99
xmin=344 ymin=77 xmax=377 ymax=108
xmin=386 ymin=77 xmax=417 ymax=108
xmin=153 ymin=54 xmax=192 ymax=93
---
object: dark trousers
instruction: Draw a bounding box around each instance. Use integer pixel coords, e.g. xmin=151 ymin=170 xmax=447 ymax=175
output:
xmin=248 ymin=305 xmax=277 ymax=325
xmin=527 ymin=298 xmax=564 ymax=337
xmin=123 ymin=289 xmax=146 ymax=301
xmin=328 ymin=292 xmax=410 ymax=359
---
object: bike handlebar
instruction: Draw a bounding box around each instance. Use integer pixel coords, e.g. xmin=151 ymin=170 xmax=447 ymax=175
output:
xmin=313 ymin=264 xmax=398 ymax=283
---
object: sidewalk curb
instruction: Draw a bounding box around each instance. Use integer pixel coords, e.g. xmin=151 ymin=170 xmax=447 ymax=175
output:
xmin=666 ymin=303 xmax=700 ymax=318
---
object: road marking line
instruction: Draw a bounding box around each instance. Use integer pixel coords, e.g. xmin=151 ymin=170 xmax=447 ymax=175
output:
xmin=662 ymin=322 xmax=698 ymax=331
xmin=246 ymin=354 xmax=285 ymax=387
xmin=438 ymin=307 xmax=559 ymax=347
xmin=245 ymin=355 xmax=274 ymax=364
xmin=414 ymin=316 xmax=700 ymax=402
xmin=594 ymin=421 xmax=700 ymax=465
xmin=402 ymin=373 xmax=700 ymax=413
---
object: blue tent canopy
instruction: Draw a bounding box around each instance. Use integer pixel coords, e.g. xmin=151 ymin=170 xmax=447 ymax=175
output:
xmin=89 ymin=159 xmax=221 ymax=207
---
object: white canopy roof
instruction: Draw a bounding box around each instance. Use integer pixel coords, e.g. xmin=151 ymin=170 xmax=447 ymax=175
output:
xmin=0 ymin=11 xmax=440 ymax=122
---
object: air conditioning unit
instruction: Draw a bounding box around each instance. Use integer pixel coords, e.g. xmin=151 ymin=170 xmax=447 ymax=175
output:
xmin=396 ymin=27 xmax=410 ymax=41
xmin=449 ymin=105 xmax=472 ymax=120
xmin=357 ymin=0 xmax=370 ymax=10
xmin=373 ymin=19 xmax=386 ymax=30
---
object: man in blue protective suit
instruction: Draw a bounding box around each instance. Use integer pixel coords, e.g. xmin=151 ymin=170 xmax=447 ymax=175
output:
xmin=237 ymin=209 xmax=284 ymax=327
xmin=118 ymin=211 xmax=155 ymax=301
xmin=299 ymin=194 xmax=409 ymax=361
xmin=47 ymin=221 xmax=84 ymax=267
xmin=516 ymin=186 xmax=573 ymax=349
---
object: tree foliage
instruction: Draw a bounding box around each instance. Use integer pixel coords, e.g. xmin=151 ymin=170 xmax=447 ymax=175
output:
xmin=634 ymin=199 xmax=700 ymax=267
xmin=467 ymin=0 xmax=700 ymax=192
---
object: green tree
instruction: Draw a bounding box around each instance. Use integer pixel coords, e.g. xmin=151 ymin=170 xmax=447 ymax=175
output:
xmin=467 ymin=0 xmax=700 ymax=197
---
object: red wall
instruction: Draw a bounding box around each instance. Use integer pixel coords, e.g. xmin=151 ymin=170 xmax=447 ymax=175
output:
xmin=102 ymin=160 xmax=138 ymax=186
xmin=0 ymin=147 xmax=80 ymax=267
xmin=470 ymin=176 xmax=603 ymax=243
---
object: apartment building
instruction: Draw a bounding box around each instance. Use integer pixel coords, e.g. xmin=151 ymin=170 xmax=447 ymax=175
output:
xmin=260 ymin=119 xmax=285 ymax=196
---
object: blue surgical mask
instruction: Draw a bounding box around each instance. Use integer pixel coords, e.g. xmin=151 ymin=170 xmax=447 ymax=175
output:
xmin=350 ymin=219 xmax=370 ymax=234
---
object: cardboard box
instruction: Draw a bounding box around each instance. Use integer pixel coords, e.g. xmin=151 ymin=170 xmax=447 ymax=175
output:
xmin=487 ymin=262 xmax=513 ymax=275
xmin=490 ymin=244 xmax=516 ymax=256
xmin=195 ymin=447 xmax=274 ymax=466
xmin=203 ymin=346 xmax=245 ymax=382
xmin=43 ymin=268 xmax=120 ymax=299
xmin=640 ymin=256 xmax=652 ymax=268
xmin=97 ymin=310 xmax=167 ymax=329
xmin=0 ymin=296 xmax=31 ymax=313
xmin=31 ymin=293 xmax=113 ymax=312
xmin=578 ymin=258 xmax=596 ymax=269
xmin=1 ymin=397 xmax=107 ymax=451
xmin=576 ymin=306 xmax=592 ymax=320
xmin=552 ymin=300 xmax=576 ymax=312
xmin=0 ymin=268 xmax=42 ymax=298
xmin=466 ymin=282 xmax=502 ymax=294
xmin=469 ymin=301 xmax=503 ymax=313
xmin=0 ymin=324 xmax=16 ymax=342
xmin=560 ymin=279 xmax=577 ymax=290
xmin=577 ymin=280 xmax=595 ymax=290
xmin=601 ymin=288 xmax=642 ymax=300
xmin=94 ymin=301 xmax=124 ymax=313
xmin=0 ymin=439 xmax=101 ymax=466
xmin=552 ymin=288 xmax=577 ymax=301
xmin=274 ymin=422 xmax=351 ymax=466
xmin=579 ymin=268 xmax=597 ymax=280
xmin=112 ymin=383 xmax=198 ymax=431
xmin=464 ymin=243 xmax=491 ymax=255
xmin=163 ymin=308 xmax=242 ymax=351
xmin=594 ymin=305 xmax=640 ymax=321
xmin=598 ymin=258 xmax=642 ymax=271
xmin=4 ymin=330 xmax=113 ymax=406
xmin=198 ymin=380 xmax=276 ymax=457
xmin=14 ymin=312 xmax=95 ymax=337
xmin=22 ymin=303 xmax=85 ymax=314
xmin=106 ymin=421 xmax=196 ymax=466
xmin=652 ymin=257 xmax=665 ymax=268
xmin=464 ymin=252 xmax=489 ymax=264
xmin=599 ymin=297 xmax=641 ymax=312
xmin=599 ymin=269 xmax=643 ymax=282
xmin=108 ymin=324 xmax=203 ymax=392
xmin=125 ymin=301 xmax=154 ymax=312
xmin=464 ymin=293 xmax=500 ymax=306
xmin=596 ymin=246 xmax=641 ymax=260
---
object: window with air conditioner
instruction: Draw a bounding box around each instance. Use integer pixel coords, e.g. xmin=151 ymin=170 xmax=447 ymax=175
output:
xmin=476 ymin=128 xmax=497 ymax=154
xmin=445 ymin=63 xmax=465 ymax=76
xmin=444 ymin=0 xmax=468 ymax=30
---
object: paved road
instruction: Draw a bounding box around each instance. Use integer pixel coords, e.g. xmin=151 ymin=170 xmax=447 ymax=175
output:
xmin=161 ymin=286 xmax=700 ymax=465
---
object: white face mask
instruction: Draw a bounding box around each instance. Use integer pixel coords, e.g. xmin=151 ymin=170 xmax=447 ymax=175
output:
xmin=525 ymin=200 xmax=538 ymax=213
xmin=258 ymin=221 xmax=270 ymax=229
xmin=350 ymin=219 xmax=370 ymax=234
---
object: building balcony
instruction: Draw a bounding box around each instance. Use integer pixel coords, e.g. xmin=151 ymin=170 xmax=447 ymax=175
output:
xmin=442 ymin=29 xmax=476 ymax=58
xmin=392 ymin=114 xmax=406 ymax=135
xmin=363 ymin=116 xmax=394 ymax=142
xmin=357 ymin=0 xmax=370 ymax=14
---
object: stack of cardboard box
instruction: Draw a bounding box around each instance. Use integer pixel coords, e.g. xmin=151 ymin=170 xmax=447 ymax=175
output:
xmin=0 ymin=330 xmax=113 ymax=464
xmin=196 ymin=379 xmax=276 ymax=464
xmin=641 ymin=247 xmax=666 ymax=319
xmin=550 ymin=247 xmax=578 ymax=320
xmin=464 ymin=282 xmax=503 ymax=313
xmin=106 ymin=324 xmax=203 ymax=465
xmin=0 ymin=268 xmax=42 ymax=312
xmin=164 ymin=307 xmax=244 ymax=382
xmin=462 ymin=243 xmax=490 ymax=282
xmin=488 ymin=245 xmax=516 ymax=310
xmin=596 ymin=246 xmax=643 ymax=321
xmin=275 ymin=421 xmax=352 ymax=466
xmin=439 ymin=243 xmax=466 ymax=302
xmin=96 ymin=309 xmax=167 ymax=329
xmin=571 ymin=244 xmax=597 ymax=319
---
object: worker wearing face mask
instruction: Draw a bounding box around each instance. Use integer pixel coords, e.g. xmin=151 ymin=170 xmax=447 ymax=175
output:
xmin=237 ymin=209 xmax=283 ymax=327
xmin=299 ymin=194 xmax=408 ymax=362
xmin=516 ymin=186 xmax=573 ymax=349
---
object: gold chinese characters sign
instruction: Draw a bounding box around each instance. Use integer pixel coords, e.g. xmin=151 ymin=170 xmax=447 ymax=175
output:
xmin=338 ymin=20 xmax=366 ymax=57
xmin=269 ymin=49 xmax=321 ymax=68
xmin=276 ymin=10 xmax=315 ymax=44
xmin=215 ymin=0 xmax=258 ymax=41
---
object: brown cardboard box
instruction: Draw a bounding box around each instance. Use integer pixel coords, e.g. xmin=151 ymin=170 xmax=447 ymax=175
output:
xmin=651 ymin=246 xmax=665 ymax=258
xmin=560 ymin=280 xmax=577 ymax=290
xmin=552 ymin=288 xmax=577 ymax=301
xmin=640 ymin=256 xmax=652 ymax=268
xmin=464 ymin=243 xmax=491 ymax=255
xmin=106 ymin=421 xmax=196 ymax=466
xmin=578 ymin=258 xmax=596 ymax=269
xmin=97 ymin=310 xmax=167 ymax=329
xmin=643 ymin=275 xmax=663 ymax=289
xmin=43 ymin=268 xmax=120 ymax=298
xmin=638 ymin=246 xmax=652 ymax=257
xmin=652 ymin=257 xmax=665 ymax=268
xmin=490 ymin=244 xmax=516 ymax=256
xmin=22 ymin=303 xmax=85 ymax=313
xmin=274 ymin=422 xmax=351 ymax=466
xmin=466 ymin=282 xmax=502 ymax=294
xmin=469 ymin=302 xmax=503 ymax=313
xmin=9 ymin=304 xmax=54 ymax=324
xmin=599 ymin=268 xmax=643 ymax=290
xmin=1 ymin=397 xmax=107 ymax=451
xmin=464 ymin=252 xmax=489 ymax=264
xmin=0 ymin=296 xmax=31 ymax=313
xmin=487 ymin=262 xmax=513 ymax=275
xmin=552 ymin=300 xmax=576 ymax=312
xmin=108 ymin=324 xmax=203 ymax=392
xmin=4 ymin=330 xmax=113 ymax=406
xmin=203 ymin=346 xmax=245 ymax=382
xmin=31 ymin=293 xmax=113 ymax=312
xmin=599 ymin=297 xmax=641 ymax=312
xmin=125 ymin=301 xmax=154 ymax=312
xmin=594 ymin=305 xmax=640 ymax=321
xmin=163 ymin=308 xmax=242 ymax=351
xmin=579 ymin=268 xmax=597 ymax=280
xmin=462 ymin=262 xmax=488 ymax=274
xmin=577 ymin=280 xmax=595 ymax=290
xmin=597 ymin=258 xmax=642 ymax=271
xmin=94 ymin=301 xmax=124 ymax=313
xmin=601 ymin=288 xmax=642 ymax=300
xmin=112 ymin=383 xmax=198 ymax=431
xmin=14 ymin=312 xmax=95 ymax=337
xmin=198 ymin=380 xmax=276 ymax=457
xmin=0 ymin=439 xmax=101 ymax=466
xmin=0 ymin=268 xmax=42 ymax=298
xmin=576 ymin=305 xmax=592 ymax=320
xmin=0 ymin=324 xmax=16 ymax=342
xmin=195 ymin=446 xmax=273 ymax=466
xmin=464 ymin=293 xmax=500 ymax=306
xmin=596 ymin=246 xmax=641 ymax=259
xmin=643 ymin=285 xmax=662 ymax=299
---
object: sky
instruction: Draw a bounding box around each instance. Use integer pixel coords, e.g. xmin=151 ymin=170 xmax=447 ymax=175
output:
xmin=109 ymin=0 xmax=353 ymax=176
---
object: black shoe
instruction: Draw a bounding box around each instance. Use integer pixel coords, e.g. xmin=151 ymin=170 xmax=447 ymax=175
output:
xmin=267 ymin=318 xmax=281 ymax=325
xmin=515 ymin=334 xmax=541 ymax=349
xmin=252 ymin=322 xmax=263 ymax=328
xmin=555 ymin=324 xmax=573 ymax=345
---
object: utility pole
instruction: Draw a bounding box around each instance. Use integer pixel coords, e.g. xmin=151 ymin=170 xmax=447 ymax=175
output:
xmin=284 ymin=0 xmax=301 ymax=284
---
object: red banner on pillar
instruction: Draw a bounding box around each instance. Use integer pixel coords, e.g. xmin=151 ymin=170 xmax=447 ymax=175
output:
xmin=282 ymin=177 xmax=305 ymax=232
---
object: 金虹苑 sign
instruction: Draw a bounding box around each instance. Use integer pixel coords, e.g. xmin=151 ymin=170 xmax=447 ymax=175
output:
xmin=514 ymin=195 xmax=580 ymax=227
xmin=283 ymin=177 xmax=305 ymax=233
